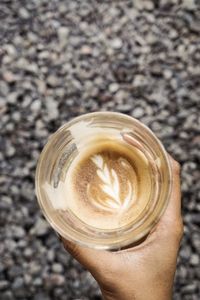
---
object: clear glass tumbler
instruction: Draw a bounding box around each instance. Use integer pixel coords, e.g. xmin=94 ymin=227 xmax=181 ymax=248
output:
xmin=35 ymin=112 xmax=172 ymax=250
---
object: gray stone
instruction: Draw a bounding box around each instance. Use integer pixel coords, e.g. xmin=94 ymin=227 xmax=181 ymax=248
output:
xmin=109 ymin=83 xmax=119 ymax=93
xmin=47 ymin=75 xmax=60 ymax=87
xmin=31 ymin=218 xmax=49 ymax=236
xmin=19 ymin=8 xmax=30 ymax=19
xmin=0 ymin=280 xmax=9 ymax=290
xmin=31 ymin=100 xmax=42 ymax=112
xmin=34 ymin=293 xmax=50 ymax=300
xmin=132 ymin=107 xmax=144 ymax=118
xmin=182 ymin=0 xmax=196 ymax=10
xmin=45 ymin=274 xmax=65 ymax=286
xmin=192 ymin=232 xmax=200 ymax=252
xmin=52 ymin=263 xmax=64 ymax=273
xmin=110 ymin=38 xmax=123 ymax=50
xmin=116 ymin=103 xmax=132 ymax=112
xmin=12 ymin=277 xmax=24 ymax=290
xmin=180 ymin=245 xmax=191 ymax=260
xmin=45 ymin=98 xmax=59 ymax=120
xmin=190 ymin=254 xmax=200 ymax=266
xmin=33 ymin=277 xmax=42 ymax=286
xmin=57 ymin=27 xmax=69 ymax=46
xmin=12 ymin=226 xmax=25 ymax=238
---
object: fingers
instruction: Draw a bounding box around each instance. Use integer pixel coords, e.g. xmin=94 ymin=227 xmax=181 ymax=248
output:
xmin=163 ymin=155 xmax=182 ymax=221
xmin=61 ymin=237 xmax=111 ymax=271
xmin=155 ymin=154 xmax=183 ymax=242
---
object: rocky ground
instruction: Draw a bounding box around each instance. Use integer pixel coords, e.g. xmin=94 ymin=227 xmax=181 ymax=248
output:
xmin=0 ymin=0 xmax=200 ymax=299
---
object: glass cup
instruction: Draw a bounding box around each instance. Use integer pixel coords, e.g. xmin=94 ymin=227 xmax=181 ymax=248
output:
xmin=35 ymin=112 xmax=172 ymax=250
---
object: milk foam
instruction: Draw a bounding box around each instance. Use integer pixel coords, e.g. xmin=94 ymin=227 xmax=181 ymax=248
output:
xmin=88 ymin=154 xmax=134 ymax=212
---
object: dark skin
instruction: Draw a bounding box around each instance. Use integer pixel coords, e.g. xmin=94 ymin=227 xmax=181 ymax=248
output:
xmin=61 ymin=156 xmax=183 ymax=300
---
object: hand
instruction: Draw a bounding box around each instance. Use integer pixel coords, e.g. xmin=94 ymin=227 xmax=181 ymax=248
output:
xmin=61 ymin=156 xmax=183 ymax=300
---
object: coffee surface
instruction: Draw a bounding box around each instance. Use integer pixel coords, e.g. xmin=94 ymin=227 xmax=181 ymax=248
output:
xmin=72 ymin=146 xmax=137 ymax=213
xmin=63 ymin=138 xmax=152 ymax=229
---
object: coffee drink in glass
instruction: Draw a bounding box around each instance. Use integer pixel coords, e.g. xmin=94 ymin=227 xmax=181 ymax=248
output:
xmin=35 ymin=112 xmax=172 ymax=250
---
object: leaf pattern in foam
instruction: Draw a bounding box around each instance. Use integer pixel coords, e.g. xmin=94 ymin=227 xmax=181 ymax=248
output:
xmin=89 ymin=154 xmax=133 ymax=211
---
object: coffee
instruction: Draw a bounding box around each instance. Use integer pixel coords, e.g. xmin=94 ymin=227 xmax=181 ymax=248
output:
xmin=48 ymin=136 xmax=152 ymax=230
xmin=36 ymin=112 xmax=171 ymax=249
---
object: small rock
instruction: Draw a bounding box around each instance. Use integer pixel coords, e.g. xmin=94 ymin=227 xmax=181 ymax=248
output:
xmin=47 ymin=250 xmax=55 ymax=262
xmin=47 ymin=75 xmax=60 ymax=87
xmin=163 ymin=69 xmax=173 ymax=79
xmin=190 ymin=254 xmax=200 ymax=266
xmin=144 ymin=0 xmax=154 ymax=11
xmin=52 ymin=263 xmax=64 ymax=273
xmin=192 ymin=232 xmax=200 ymax=251
xmin=116 ymin=103 xmax=132 ymax=112
xmin=0 ymin=280 xmax=9 ymax=290
xmin=12 ymin=111 xmax=21 ymax=122
xmin=24 ymin=248 xmax=33 ymax=258
xmin=45 ymin=98 xmax=59 ymax=120
xmin=180 ymin=245 xmax=191 ymax=260
xmin=182 ymin=0 xmax=196 ymax=10
xmin=109 ymin=83 xmax=119 ymax=93
xmin=31 ymin=218 xmax=49 ymax=236
xmin=3 ymin=71 xmax=17 ymax=83
xmin=110 ymin=38 xmax=123 ymax=49
xmin=182 ymin=282 xmax=198 ymax=294
xmin=80 ymin=45 xmax=92 ymax=55
xmin=6 ymin=145 xmax=16 ymax=157
xmin=29 ymin=262 xmax=41 ymax=275
xmin=12 ymin=226 xmax=25 ymax=238
xmin=30 ymin=99 xmax=42 ymax=112
xmin=57 ymin=27 xmax=69 ymax=46
xmin=133 ymin=75 xmax=148 ymax=87
xmin=33 ymin=277 xmax=42 ymax=286
xmin=45 ymin=274 xmax=65 ymax=287
xmin=19 ymin=8 xmax=30 ymax=19
xmin=12 ymin=277 xmax=24 ymax=290
xmin=7 ymin=92 xmax=19 ymax=104
xmin=132 ymin=107 xmax=144 ymax=118
xmin=34 ymin=293 xmax=50 ymax=300
xmin=1 ymin=291 xmax=13 ymax=300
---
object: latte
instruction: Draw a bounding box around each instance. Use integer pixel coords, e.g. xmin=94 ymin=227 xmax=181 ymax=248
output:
xmin=36 ymin=112 xmax=171 ymax=249
xmin=50 ymin=136 xmax=153 ymax=230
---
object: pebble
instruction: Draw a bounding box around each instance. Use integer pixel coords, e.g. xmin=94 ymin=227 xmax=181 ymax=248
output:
xmin=31 ymin=218 xmax=49 ymax=237
xmin=116 ymin=103 xmax=132 ymax=112
xmin=192 ymin=232 xmax=200 ymax=251
xmin=110 ymin=38 xmax=123 ymax=50
xmin=109 ymin=83 xmax=119 ymax=93
xmin=80 ymin=45 xmax=92 ymax=55
xmin=47 ymin=75 xmax=60 ymax=87
xmin=52 ymin=263 xmax=64 ymax=273
xmin=190 ymin=254 xmax=200 ymax=266
xmin=31 ymin=100 xmax=42 ymax=112
xmin=45 ymin=274 xmax=65 ymax=286
xmin=19 ymin=8 xmax=30 ymax=19
xmin=12 ymin=277 xmax=24 ymax=290
xmin=0 ymin=280 xmax=9 ymax=290
xmin=182 ymin=0 xmax=196 ymax=10
xmin=12 ymin=226 xmax=25 ymax=239
xmin=132 ymin=107 xmax=144 ymax=118
xmin=45 ymin=98 xmax=59 ymax=120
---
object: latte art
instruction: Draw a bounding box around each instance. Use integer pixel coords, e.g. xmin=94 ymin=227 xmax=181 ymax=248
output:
xmin=87 ymin=155 xmax=135 ymax=212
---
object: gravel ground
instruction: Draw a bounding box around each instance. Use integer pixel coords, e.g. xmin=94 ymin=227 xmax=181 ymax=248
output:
xmin=0 ymin=0 xmax=200 ymax=299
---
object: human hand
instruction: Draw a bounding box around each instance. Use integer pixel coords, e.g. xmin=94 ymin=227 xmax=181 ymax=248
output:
xmin=61 ymin=156 xmax=183 ymax=300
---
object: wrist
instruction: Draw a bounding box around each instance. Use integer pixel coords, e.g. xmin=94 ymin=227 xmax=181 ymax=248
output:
xmin=100 ymin=282 xmax=172 ymax=300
